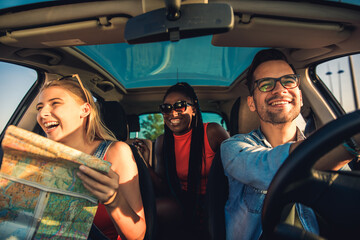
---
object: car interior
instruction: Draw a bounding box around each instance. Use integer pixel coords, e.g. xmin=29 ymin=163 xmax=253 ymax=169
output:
xmin=0 ymin=0 xmax=360 ymax=239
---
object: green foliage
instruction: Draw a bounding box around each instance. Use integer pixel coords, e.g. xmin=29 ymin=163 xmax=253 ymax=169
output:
xmin=140 ymin=113 xmax=164 ymax=141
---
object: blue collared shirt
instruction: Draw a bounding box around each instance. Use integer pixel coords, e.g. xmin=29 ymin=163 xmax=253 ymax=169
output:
xmin=221 ymin=128 xmax=319 ymax=240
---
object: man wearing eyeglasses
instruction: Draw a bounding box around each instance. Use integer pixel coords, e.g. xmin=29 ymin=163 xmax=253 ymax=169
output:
xmin=220 ymin=49 xmax=358 ymax=240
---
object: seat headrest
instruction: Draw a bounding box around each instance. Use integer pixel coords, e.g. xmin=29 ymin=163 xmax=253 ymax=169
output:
xmin=230 ymin=97 xmax=260 ymax=135
xmin=238 ymin=97 xmax=260 ymax=134
xmin=99 ymin=101 xmax=128 ymax=141
xmin=127 ymin=114 xmax=140 ymax=133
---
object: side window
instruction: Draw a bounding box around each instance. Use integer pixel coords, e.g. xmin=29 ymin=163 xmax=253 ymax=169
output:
xmin=295 ymin=114 xmax=306 ymax=133
xmin=315 ymin=53 xmax=360 ymax=113
xmin=0 ymin=62 xmax=38 ymax=133
xmin=129 ymin=112 xmax=228 ymax=141
xmin=202 ymin=112 xmax=228 ymax=130
xmin=134 ymin=113 xmax=164 ymax=141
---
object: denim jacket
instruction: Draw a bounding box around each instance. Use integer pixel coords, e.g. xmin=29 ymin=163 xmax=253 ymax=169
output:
xmin=221 ymin=128 xmax=319 ymax=240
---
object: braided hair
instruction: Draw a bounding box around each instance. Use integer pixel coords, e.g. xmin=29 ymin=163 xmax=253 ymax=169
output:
xmin=162 ymin=82 xmax=205 ymax=224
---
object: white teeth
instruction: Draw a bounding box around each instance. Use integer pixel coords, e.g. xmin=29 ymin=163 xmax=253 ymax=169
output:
xmin=44 ymin=121 xmax=59 ymax=128
xmin=170 ymin=119 xmax=180 ymax=124
xmin=271 ymin=101 xmax=289 ymax=106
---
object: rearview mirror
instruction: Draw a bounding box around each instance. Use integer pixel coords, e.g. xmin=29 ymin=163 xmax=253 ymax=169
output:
xmin=124 ymin=3 xmax=234 ymax=44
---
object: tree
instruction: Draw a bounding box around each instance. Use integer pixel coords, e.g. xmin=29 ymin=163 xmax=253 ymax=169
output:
xmin=140 ymin=113 xmax=164 ymax=141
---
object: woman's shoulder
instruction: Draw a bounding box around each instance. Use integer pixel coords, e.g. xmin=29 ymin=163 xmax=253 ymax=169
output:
xmin=105 ymin=141 xmax=139 ymax=181
xmin=112 ymin=139 xmax=132 ymax=150
xmin=206 ymin=122 xmax=221 ymax=129
xmin=206 ymin=122 xmax=229 ymax=137
xmin=205 ymin=122 xmax=230 ymax=152
xmin=106 ymin=141 xmax=138 ymax=172
xmin=107 ymin=141 xmax=133 ymax=160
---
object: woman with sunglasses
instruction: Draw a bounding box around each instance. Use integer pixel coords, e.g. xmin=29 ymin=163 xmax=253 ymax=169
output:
xmin=36 ymin=76 xmax=146 ymax=240
xmin=135 ymin=82 xmax=229 ymax=239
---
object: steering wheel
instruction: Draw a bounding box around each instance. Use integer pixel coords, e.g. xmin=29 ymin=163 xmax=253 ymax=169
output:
xmin=261 ymin=110 xmax=360 ymax=240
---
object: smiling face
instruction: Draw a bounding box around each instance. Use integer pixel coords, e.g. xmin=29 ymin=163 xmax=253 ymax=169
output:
xmin=247 ymin=60 xmax=302 ymax=125
xmin=162 ymin=91 xmax=195 ymax=135
xmin=36 ymin=86 xmax=90 ymax=143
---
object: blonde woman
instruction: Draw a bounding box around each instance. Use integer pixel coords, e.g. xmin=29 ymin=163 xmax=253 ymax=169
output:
xmin=36 ymin=75 xmax=146 ymax=240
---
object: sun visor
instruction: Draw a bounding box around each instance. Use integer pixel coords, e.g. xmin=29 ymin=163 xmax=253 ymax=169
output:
xmin=0 ymin=17 xmax=128 ymax=48
xmin=212 ymin=16 xmax=351 ymax=49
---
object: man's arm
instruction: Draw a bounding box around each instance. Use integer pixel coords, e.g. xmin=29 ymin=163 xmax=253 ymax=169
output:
xmin=221 ymin=135 xmax=293 ymax=190
xmin=289 ymin=134 xmax=360 ymax=171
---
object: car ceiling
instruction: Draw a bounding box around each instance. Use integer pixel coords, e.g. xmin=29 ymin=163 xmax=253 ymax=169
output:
xmin=0 ymin=0 xmax=359 ymax=116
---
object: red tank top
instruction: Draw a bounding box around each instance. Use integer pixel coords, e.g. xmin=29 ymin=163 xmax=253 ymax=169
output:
xmin=174 ymin=123 xmax=215 ymax=194
xmin=93 ymin=152 xmax=121 ymax=240
xmin=93 ymin=203 xmax=121 ymax=240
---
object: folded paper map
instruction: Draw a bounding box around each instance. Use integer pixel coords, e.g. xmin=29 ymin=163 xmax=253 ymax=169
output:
xmin=0 ymin=125 xmax=111 ymax=239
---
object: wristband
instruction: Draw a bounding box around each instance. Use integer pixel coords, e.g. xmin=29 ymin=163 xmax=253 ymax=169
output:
xmin=103 ymin=191 xmax=117 ymax=205
xmin=343 ymin=138 xmax=360 ymax=161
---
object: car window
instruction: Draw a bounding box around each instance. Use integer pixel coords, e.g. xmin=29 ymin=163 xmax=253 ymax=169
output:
xmin=316 ymin=53 xmax=360 ymax=113
xmin=202 ymin=112 xmax=228 ymax=130
xmin=0 ymin=62 xmax=38 ymax=133
xmin=129 ymin=112 xmax=228 ymax=141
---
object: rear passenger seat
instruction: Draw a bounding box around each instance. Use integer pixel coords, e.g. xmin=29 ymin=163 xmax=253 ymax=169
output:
xmin=99 ymin=101 xmax=154 ymax=167
xmin=126 ymin=114 xmax=154 ymax=167
xmin=98 ymin=101 xmax=157 ymax=240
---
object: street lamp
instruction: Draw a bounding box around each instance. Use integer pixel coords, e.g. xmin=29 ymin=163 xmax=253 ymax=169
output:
xmin=326 ymin=64 xmax=333 ymax=92
xmin=337 ymin=62 xmax=344 ymax=106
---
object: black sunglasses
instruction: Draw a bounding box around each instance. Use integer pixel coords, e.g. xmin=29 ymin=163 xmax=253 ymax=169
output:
xmin=252 ymin=74 xmax=300 ymax=94
xmin=159 ymin=101 xmax=194 ymax=114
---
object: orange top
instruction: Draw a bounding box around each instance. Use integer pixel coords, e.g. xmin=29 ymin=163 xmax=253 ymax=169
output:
xmin=174 ymin=123 xmax=215 ymax=194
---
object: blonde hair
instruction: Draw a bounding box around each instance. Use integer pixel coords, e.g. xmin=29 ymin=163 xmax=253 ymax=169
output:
xmin=40 ymin=76 xmax=117 ymax=143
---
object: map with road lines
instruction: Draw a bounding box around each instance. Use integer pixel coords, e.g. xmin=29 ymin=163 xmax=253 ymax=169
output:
xmin=0 ymin=125 xmax=111 ymax=239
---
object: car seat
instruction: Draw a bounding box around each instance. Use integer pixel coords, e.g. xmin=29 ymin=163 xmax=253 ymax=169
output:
xmin=99 ymin=101 xmax=157 ymax=240
xmin=205 ymin=96 xmax=260 ymax=239
xmin=99 ymin=101 xmax=128 ymax=142
xmin=229 ymin=96 xmax=260 ymax=135
xmin=205 ymin=150 xmax=228 ymax=240
xmin=126 ymin=114 xmax=154 ymax=167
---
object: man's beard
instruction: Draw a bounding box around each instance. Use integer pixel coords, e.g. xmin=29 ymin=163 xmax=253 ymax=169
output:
xmin=263 ymin=110 xmax=298 ymax=124
xmin=254 ymin=98 xmax=300 ymax=125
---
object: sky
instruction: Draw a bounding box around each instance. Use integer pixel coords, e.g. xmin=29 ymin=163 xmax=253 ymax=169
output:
xmin=316 ymin=54 xmax=360 ymax=113
xmin=0 ymin=63 xmax=37 ymax=132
